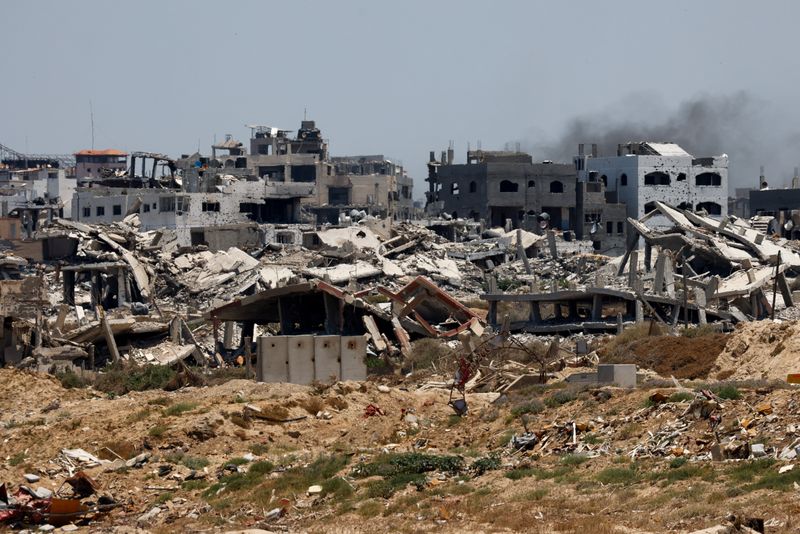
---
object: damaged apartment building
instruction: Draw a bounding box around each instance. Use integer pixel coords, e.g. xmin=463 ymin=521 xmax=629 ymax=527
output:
xmin=575 ymin=142 xmax=728 ymax=226
xmin=72 ymin=138 xmax=315 ymax=249
xmin=0 ymin=148 xmax=77 ymax=240
xmin=71 ymin=120 xmax=415 ymax=247
xmin=426 ymin=146 xmax=628 ymax=251
xmin=312 ymin=155 xmax=414 ymax=223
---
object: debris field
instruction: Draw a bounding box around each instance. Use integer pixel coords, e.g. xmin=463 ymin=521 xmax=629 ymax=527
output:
xmin=2 ymin=204 xmax=800 ymax=533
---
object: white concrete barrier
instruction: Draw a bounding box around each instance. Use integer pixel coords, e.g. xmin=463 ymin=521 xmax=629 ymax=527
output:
xmin=257 ymin=334 xmax=366 ymax=384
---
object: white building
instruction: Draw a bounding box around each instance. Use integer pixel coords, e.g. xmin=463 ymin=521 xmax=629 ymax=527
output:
xmin=0 ymin=166 xmax=76 ymax=218
xmin=575 ymin=142 xmax=728 ymax=225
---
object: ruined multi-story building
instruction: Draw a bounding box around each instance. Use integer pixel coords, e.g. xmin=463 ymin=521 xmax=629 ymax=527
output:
xmin=575 ymin=142 xmax=728 ymax=222
xmin=74 ymin=149 xmax=128 ymax=179
xmin=72 ymin=147 xmax=315 ymax=248
xmin=425 ymin=146 xmax=628 ymax=250
xmin=426 ymin=149 xmax=578 ymax=229
xmin=317 ymin=155 xmax=414 ymax=221
xmin=71 ymin=119 xmax=416 ymax=247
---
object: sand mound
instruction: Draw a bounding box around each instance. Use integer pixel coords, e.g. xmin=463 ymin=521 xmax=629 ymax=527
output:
xmin=712 ymin=321 xmax=800 ymax=380
xmin=601 ymin=332 xmax=730 ymax=379
xmin=0 ymin=368 xmax=88 ymax=413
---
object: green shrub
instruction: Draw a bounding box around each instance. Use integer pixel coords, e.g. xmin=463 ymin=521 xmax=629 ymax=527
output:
xmin=181 ymin=479 xmax=209 ymax=491
xmin=712 ymin=384 xmax=741 ymax=400
xmin=545 ymin=389 xmax=577 ymax=408
xmin=669 ymin=457 xmax=688 ymax=469
xmin=321 ymin=476 xmax=354 ymax=499
xmin=668 ymin=392 xmax=694 ymax=403
xmin=352 ymin=453 xmax=463 ymax=478
xmin=164 ymin=402 xmax=198 ymax=416
xmin=511 ymin=399 xmax=545 ymax=417
xmin=148 ymin=424 xmax=168 ymax=438
xmin=471 ymin=454 xmax=501 ymax=476
xmin=164 ymin=452 xmax=209 ymax=470
xmin=596 ymin=466 xmax=638 ymax=485
xmin=561 ymin=454 xmax=589 ymax=466
xmin=55 ymin=368 xmax=88 ymax=389
xmin=94 ymin=364 xmax=176 ymax=396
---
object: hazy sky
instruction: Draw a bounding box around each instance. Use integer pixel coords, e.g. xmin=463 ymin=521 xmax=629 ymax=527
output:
xmin=3 ymin=0 xmax=800 ymax=196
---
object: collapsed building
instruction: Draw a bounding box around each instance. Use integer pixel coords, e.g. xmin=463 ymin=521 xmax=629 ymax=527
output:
xmin=481 ymin=200 xmax=800 ymax=335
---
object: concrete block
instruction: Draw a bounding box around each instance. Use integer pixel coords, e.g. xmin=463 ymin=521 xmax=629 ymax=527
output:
xmin=259 ymin=336 xmax=289 ymax=383
xmin=314 ymin=335 xmax=341 ymax=382
xmin=565 ymin=372 xmax=599 ymax=384
xmin=340 ymin=335 xmax=367 ymax=381
xmin=287 ymin=335 xmax=315 ymax=384
xmin=597 ymin=364 xmax=637 ymax=388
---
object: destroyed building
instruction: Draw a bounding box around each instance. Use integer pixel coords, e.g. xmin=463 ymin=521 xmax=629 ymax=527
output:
xmin=313 ymin=155 xmax=414 ymax=222
xmin=74 ymin=149 xmax=128 ymax=179
xmin=425 ymin=146 xmax=627 ymax=251
xmin=747 ymin=170 xmax=800 ymax=239
xmin=426 ymin=148 xmax=578 ymax=228
xmin=72 ymin=144 xmax=315 ymax=249
xmin=575 ymin=142 xmax=728 ymax=222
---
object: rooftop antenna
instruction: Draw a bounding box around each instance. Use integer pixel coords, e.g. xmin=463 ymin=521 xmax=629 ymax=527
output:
xmin=304 ymin=107 xmax=307 ymax=121
xmin=90 ymin=100 xmax=95 ymax=150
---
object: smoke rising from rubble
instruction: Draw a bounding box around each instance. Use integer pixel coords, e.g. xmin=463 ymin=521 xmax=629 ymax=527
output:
xmin=523 ymin=92 xmax=800 ymax=190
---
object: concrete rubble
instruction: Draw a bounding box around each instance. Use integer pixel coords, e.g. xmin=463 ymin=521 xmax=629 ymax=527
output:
xmin=1 ymin=204 xmax=800 ymax=532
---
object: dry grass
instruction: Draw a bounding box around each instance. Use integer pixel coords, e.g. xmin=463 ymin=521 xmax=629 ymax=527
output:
xmin=299 ymin=396 xmax=326 ymax=415
xmin=326 ymin=396 xmax=349 ymax=411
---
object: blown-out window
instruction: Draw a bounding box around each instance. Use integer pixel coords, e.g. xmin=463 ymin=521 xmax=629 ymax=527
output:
xmin=644 ymin=171 xmax=670 ymax=185
xmin=499 ymin=180 xmax=519 ymax=193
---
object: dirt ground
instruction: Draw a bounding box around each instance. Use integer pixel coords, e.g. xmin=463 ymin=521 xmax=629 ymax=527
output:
xmin=2 ymin=366 xmax=800 ymax=533
xmin=713 ymin=321 xmax=800 ymax=380
xmin=600 ymin=332 xmax=731 ymax=379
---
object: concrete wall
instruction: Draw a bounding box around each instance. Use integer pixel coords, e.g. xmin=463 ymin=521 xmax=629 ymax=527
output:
xmin=72 ymin=179 xmax=313 ymax=246
xmin=256 ymin=334 xmax=367 ymax=384
xmin=436 ymin=161 xmax=576 ymax=228
xmin=581 ymin=154 xmax=728 ymax=222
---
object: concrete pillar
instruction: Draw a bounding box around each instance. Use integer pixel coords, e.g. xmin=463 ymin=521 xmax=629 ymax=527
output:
xmin=644 ymin=243 xmax=652 ymax=272
xmin=287 ymin=335 xmax=315 ymax=384
xmin=314 ymin=335 xmax=341 ymax=382
xmin=777 ymin=273 xmax=794 ymax=307
xmin=628 ymin=250 xmax=639 ymax=288
xmin=653 ymin=252 xmax=666 ymax=295
xmin=663 ymin=256 xmax=675 ymax=297
xmin=323 ymin=293 xmax=342 ymax=334
xmin=592 ymin=294 xmax=602 ymax=321
xmin=340 ymin=335 xmax=367 ymax=381
xmin=694 ymin=287 xmax=707 ymax=325
xmin=258 ymin=336 xmax=289 ymax=382
xmin=487 ymin=300 xmax=498 ymax=326
xmin=529 ymin=302 xmax=541 ymax=324
xmin=223 ymin=321 xmax=235 ymax=350
xmin=63 ymin=271 xmax=76 ymax=306
xmin=547 ymin=230 xmax=558 ymax=259
xmin=117 ymin=268 xmax=127 ymax=307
